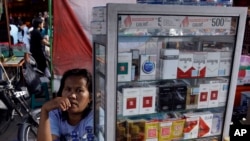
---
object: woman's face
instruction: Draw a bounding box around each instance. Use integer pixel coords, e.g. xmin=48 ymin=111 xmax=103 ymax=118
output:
xmin=62 ymin=76 xmax=91 ymax=114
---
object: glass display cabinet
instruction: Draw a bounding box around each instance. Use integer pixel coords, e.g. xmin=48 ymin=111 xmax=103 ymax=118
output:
xmin=92 ymin=3 xmax=247 ymax=141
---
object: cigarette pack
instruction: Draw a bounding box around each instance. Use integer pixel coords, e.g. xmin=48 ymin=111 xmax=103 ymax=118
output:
xmin=177 ymin=52 xmax=194 ymax=78
xmin=139 ymin=87 xmax=156 ymax=114
xmin=140 ymin=54 xmax=157 ymax=80
xmin=159 ymin=49 xmax=179 ymax=79
xmin=118 ymin=52 xmax=132 ymax=82
xmin=191 ymin=52 xmax=207 ymax=78
xmin=122 ymin=88 xmax=140 ymax=116
xmin=197 ymin=84 xmax=210 ymax=109
xmin=205 ymin=52 xmax=220 ymax=77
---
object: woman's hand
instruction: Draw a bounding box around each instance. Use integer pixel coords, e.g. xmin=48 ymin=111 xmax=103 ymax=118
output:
xmin=42 ymin=97 xmax=71 ymax=113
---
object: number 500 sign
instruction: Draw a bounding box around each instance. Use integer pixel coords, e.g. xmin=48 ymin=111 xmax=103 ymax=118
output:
xmin=187 ymin=17 xmax=232 ymax=29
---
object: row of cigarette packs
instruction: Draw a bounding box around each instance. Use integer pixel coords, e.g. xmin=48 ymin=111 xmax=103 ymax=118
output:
xmin=117 ymin=78 xmax=228 ymax=116
xmin=117 ymin=110 xmax=223 ymax=141
xmin=118 ymin=50 xmax=232 ymax=82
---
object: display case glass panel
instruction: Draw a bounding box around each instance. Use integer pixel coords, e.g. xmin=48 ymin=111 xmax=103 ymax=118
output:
xmin=93 ymin=4 xmax=247 ymax=141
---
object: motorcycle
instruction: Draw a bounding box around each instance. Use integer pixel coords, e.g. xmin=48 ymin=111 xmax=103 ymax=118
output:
xmin=0 ymin=56 xmax=42 ymax=141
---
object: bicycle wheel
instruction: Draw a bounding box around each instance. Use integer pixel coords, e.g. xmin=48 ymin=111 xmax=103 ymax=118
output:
xmin=18 ymin=122 xmax=38 ymax=141
xmin=17 ymin=108 xmax=41 ymax=141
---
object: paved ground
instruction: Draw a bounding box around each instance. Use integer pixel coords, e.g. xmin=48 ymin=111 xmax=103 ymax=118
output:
xmin=0 ymin=114 xmax=22 ymax=141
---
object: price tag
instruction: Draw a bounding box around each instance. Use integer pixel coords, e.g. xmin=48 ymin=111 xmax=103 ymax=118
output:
xmin=182 ymin=16 xmax=232 ymax=29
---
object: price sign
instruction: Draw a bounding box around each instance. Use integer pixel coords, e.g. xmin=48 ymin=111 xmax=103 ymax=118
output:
xmin=181 ymin=16 xmax=232 ymax=29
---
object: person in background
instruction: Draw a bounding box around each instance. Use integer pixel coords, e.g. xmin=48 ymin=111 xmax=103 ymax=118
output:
xmin=29 ymin=17 xmax=50 ymax=75
xmin=18 ymin=21 xmax=30 ymax=52
xmin=37 ymin=68 xmax=93 ymax=141
xmin=9 ymin=18 xmax=18 ymax=45
xmin=43 ymin=11 xmax=49 ymax=36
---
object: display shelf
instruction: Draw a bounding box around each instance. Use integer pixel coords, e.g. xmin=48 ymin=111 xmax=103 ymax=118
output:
xmin=93 ymin=3 xmax=247 ymax=141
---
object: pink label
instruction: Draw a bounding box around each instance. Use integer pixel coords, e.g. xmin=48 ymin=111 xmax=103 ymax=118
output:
xmin=148 ymin=128 xmax=157 ymax=138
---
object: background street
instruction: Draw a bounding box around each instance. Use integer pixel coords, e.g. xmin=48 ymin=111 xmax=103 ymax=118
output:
xmin=0 ymin=115 xmax=23 ymax=141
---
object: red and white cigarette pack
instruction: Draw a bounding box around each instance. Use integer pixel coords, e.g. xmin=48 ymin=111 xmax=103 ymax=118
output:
xmin=208 ymin=83 xmax=220 ymax=108
xmin=197 ymin=84 xmax=210 ymax=109
xmin=122 ymin=88 xmax=140 ymax=116
xmin=191 ymin=52 xmax=207 ymax=78
xmin=177 ymin=52 xmax=194 ymax=78
xmin=197 ymin=111 xmax=213 ymax=138
xmin=139 ymin=87 xmax=156 ymax=114
xmin=183 ymin=113 xmax=200 ymax=139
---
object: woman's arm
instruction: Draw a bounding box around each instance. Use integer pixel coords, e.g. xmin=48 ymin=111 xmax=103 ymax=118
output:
xmin=37 ymin=106 xmax=55 ymax=141
xmin=37 ymin=97 xmax=71 ymax=141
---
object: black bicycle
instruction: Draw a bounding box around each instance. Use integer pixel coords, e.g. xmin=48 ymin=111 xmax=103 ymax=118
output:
xmin=0 ymin=57 xmax=42 ymax=141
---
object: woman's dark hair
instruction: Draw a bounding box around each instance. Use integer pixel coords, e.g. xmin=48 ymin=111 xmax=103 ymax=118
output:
xmin=32 ymin=17 xmax=43 ymax=29
xmin=57 ymin=68 xmax=93 ymax=120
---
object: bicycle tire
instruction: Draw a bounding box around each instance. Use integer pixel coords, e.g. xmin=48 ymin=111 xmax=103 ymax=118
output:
xmin=17 ymin=108 xmax=41 ymax=141
xmin=18 ymin=122 xmax=38 ymax=141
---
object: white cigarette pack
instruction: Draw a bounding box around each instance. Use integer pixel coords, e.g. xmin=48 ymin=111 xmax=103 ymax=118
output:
xmin=210 ymin=111 xmax=223 ymax=136
xmin=160 ymin=49 xmax=179 ymax=79
xmin=139 ymin=87 xmax=156 ymax=114
xmin=122 ymin=88 xmax=140 ymax=116
xmin=218 ymin=51 xmax=232 ymax=76
xmin=218 ymin=82 xmax=229 ymax=107
xmin=205 ymin=52 xmax=220 ymax=77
